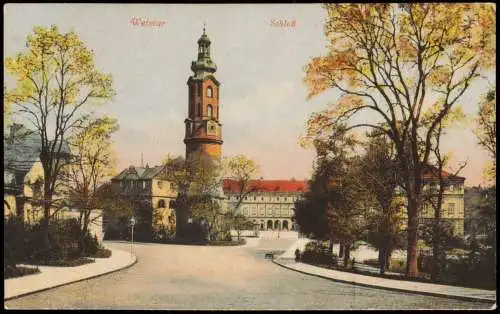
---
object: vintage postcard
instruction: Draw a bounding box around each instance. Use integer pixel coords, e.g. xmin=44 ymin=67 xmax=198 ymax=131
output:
xmin=3 ymin=3 xmax=496 ymax=310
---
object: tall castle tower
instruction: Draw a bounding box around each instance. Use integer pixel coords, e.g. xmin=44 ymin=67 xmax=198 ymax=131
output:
xmin=184 ymin=27 xmax=223 ymax=161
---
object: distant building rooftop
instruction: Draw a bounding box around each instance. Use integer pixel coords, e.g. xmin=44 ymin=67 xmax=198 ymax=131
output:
xmin=223 ymin=179 xmax=308 ymax=194
xmin=4 ymin=123 xmax=71 ymax=174
xmin=111 ymin=164 xmax=167 ymax=181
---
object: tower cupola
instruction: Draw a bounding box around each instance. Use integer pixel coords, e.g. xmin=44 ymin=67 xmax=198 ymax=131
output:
xmin=191 ymin=27 xmax=217 ymax=76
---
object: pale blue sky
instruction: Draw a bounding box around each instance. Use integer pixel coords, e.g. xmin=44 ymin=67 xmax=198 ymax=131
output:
xmin=4 ymin=3 xmax=495 ymax=186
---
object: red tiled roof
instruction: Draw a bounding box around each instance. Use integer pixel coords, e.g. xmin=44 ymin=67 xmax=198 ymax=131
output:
xmin=223 ymin=179 xmax=308 ymax=193
xmin=422 ymin=165 xmax=465 ymax=181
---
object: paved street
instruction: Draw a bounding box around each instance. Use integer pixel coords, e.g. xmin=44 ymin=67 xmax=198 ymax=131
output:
xmin=5 ymin=240 xmax=493 ymax=310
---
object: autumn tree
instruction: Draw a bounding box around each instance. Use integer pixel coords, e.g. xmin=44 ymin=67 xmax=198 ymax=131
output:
xmin=474 ymin=89 xmax=496 ymax=182
xmin=4 ymin=25 xmax=115 ymax=243
xmin=302 ymin=4 xmax=495 ymax=277
xmin=223 ymin=155 xmax=260 ymax=237
xmin=65 ymin=117 xmax=119 ymax=235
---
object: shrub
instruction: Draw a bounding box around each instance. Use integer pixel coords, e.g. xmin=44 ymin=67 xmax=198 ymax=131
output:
xmin=301 ymin=241 xmax=338 ymax=268
xmin=37 ymin=257 xmax=95 ymax=267
xmin=5 ymin=217 xmax=102 ymax=265
xmin=183 ymin=222 xmax=208 ymax=243
xmin=389 ymin=258 xmax=406 ymax=273
xmin=87 ymin=248 xmax=112 ymax=258
xmin=4 ymin=216 xmax=28 ymax=268
xmin=363 ymin=258 xmax=380 ymax=268
xmin=4 ymin=265 xmax=40 ymax=279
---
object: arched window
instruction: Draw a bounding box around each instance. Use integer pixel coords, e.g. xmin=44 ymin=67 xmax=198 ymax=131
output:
xmin=158 ymin=199 xmax=166 ymax=208
xmin=274 ymin=220 xmax=281 ymax=230
xmin=282 ymin=220 xmax=289 ymax=230
xmin=207 ymin=86 xmax=213 ymax=98
xmin=267 ymin=220 xmax=273 ymax=230
xmin=207 ymin=105 xmax=213 ymax=118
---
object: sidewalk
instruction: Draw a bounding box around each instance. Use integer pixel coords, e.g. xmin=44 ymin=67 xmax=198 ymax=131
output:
xmin=4 ymin=248 xmax=137 ymax=300
xmin=273 ymin=259 xmax=496 ymax=303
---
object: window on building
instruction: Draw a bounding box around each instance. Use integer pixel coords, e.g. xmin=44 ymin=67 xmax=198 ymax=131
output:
xmin=157 ymin=181 xmax=163 ymax=188
xmin=207 ymin=86 xmax=213 ymax=98
xmin=449 ymin=185 xmax=454 ymax=191
xmin=207 ymin=105 xmax=213 ymax=118
xmin=261 ymin=197 xmax=264 ymax=201
xmin=448 ymin=203 xmax=455 ymax=216
xmin=158 ymin=199 xmax=166 ymax=208
xmin=198 ymin=103 xmax=202 ymax=116
xmin=142 ymin=181 xmax=146 ymax=189
xmin=245 ymin=196 xmax=248 ymax=200
xmin=284 ymin=197 xmax=287 ymax=201
xmin=254 ymin=196 xmax=256 ymax=200
xmin=277 ymin=197 xmax=279 ymax=201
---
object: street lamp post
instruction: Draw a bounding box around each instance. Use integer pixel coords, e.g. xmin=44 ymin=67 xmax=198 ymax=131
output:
xmin=130 ymin=216 xmax=136 ymax=258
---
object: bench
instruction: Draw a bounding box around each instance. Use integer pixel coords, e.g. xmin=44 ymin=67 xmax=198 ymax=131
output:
xmin=265 ymin=253 xmax=274 ymax=259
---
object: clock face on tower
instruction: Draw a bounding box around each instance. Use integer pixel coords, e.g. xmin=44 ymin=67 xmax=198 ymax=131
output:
xmin=207 ymin=120 xmax=217 ymax=135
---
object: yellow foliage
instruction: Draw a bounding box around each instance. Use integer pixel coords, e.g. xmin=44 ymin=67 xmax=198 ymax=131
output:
xmin=482 ymin=161 xmax=496 ymax=183
xmin=225 ymin=155 xmax=260 ymax=182
xmin=4 ymin=25 xmax=115 ymax=112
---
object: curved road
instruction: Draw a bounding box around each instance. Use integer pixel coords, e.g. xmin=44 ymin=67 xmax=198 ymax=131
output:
xmin=5 ymin=239 xmax=493 ymax=310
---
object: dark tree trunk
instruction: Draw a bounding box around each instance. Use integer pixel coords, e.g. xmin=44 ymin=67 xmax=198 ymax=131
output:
xmin=379 ymin=247 xmax=387 ymax=274
xmin=406 ymin=194 xmax=420 ymax=278
xmin=339 ymin=243 xmax=344 ymax=258
xmin=343 ymin=244 xmax=351 ymax=268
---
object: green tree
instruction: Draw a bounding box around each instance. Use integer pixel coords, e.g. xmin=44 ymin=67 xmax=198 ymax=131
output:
xmin=296 ymin=125 xmax=366 ymax=266
xmin=360 ymin=132 xmax=406 ymax=274
xmin=302 ymin=4 xmax=495 ymax=277
xmin=65 ymin=117 xmax=119 ymax=235
xmin=4 ymin=25 xmax=115 ymax=245
xmin=223 ymin=155 xmax=260 ymax=237
xmin=161 ymin=152 xmax=222 ymax=241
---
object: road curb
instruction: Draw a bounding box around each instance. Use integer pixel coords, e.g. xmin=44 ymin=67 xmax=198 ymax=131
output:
xmin=272 ymin=259 xmax=495 ymax=304
xmin=4 ymin=250 xmax=138 ymax=302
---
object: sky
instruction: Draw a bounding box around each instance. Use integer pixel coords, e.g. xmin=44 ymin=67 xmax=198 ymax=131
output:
xmin=4 ymin=3 xmax=495 ymax=187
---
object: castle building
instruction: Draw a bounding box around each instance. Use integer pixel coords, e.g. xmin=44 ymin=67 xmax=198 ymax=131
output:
xmin=396 ymin=166 xmax=466 ymax=236
xmin=184 ymin=27 xmax=223 ymax=161
xmin=4 ymin=123 xmax=71 ymax=223
xmin=223 ymin=179 xmax=308 ymax=232
xmin=109 ymin=164 xmax=177 ymax=240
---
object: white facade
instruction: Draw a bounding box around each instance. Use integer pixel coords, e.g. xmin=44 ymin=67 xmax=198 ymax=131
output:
xmin=224 ymin=191 xmax=303 ymax=231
